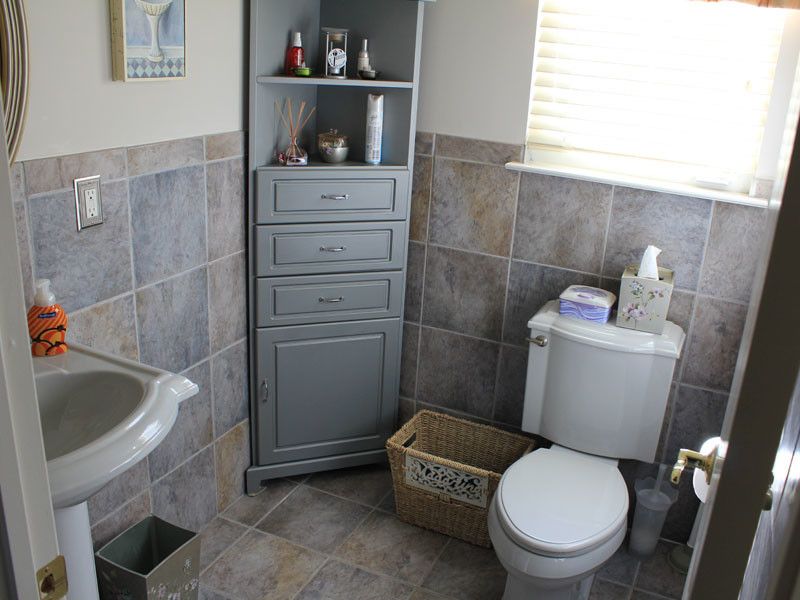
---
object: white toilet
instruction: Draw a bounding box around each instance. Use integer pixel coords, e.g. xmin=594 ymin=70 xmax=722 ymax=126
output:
xmin=488 ymin=301 xmax=685 ymax=600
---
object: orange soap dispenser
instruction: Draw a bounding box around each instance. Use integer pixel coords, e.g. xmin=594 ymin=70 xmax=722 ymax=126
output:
xmin=27 ymin=279 xmax=68 ymax=356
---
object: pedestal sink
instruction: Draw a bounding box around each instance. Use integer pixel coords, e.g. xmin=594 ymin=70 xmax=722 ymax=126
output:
xmin=34 ymin=343 xmax=198 ymax=600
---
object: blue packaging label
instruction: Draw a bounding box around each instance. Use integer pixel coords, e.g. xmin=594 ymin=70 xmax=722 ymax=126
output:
xmin=38 ymin=312 xmax=58 ymax=319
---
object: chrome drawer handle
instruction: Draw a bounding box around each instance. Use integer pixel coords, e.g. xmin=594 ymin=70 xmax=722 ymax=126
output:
xmin=321 ymin=194 xmax=350 ymax=201
xmin=319 ymin=296 xmax=344 ymax=303
xmin=319 ymin=246 xmax=347 ymax=252
xmin=526 ymin=335 xmax=548 ymax=347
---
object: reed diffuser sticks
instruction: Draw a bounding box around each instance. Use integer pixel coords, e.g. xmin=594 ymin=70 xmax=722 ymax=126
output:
xmin=276 ymin=98 xmax=316 ymax=166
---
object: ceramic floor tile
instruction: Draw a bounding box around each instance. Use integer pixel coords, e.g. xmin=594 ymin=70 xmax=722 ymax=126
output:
xmin=409 ymin=591 xmax=456 ymax=600
xmin=256 ymin=485 xmax=370 ymax=553
xmin=633 ymin=541 xmax=687 ymax=599
xmin=597 ymin=544 xmax=640 ymax=586
xmin=335 ymin=511 xmax=449 ymax=585
xmin=294 ymin=559 xmax=412 ymax=600
xmin=377 ymin=488 xmax=397 ymax=514
xmin=199 ymin=517 xmax=248 ymax=571
xmin=199 ymin=586 xmax=235 ymax=600
xmin=420 ymin=539 xmax=506 ymax=600
xmin=590 ymin=578 xmax=633 ymax=600
xmin=221 ymin=479 xmax=297 ymax=526
xmin=305 ymin=463 xmax=394 ymax=507
xmin=202 ymin=530 xmax=324 ymax=600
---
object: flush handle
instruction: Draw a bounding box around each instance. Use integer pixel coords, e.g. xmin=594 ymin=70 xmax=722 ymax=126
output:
xmin=671 ymin=445 xmax=717 ymax=485
xmin=526 ymin=335 xmax=548 ymax=347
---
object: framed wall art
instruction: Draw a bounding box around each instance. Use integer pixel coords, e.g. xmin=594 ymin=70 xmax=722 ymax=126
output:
xmin=110 ymin=0 xmax=185 ymax=81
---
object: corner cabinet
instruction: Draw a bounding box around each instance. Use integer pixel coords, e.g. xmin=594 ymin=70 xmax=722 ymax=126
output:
xmin=246 ymin=0 xmax=431 ymax=493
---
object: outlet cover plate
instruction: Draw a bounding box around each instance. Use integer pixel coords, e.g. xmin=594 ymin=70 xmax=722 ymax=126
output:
xmin=74 ymin=175 xmax=103 ymax=231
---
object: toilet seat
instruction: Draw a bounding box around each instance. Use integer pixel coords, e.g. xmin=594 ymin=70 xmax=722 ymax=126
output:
xmin=495 ymin=448 xmax=629 ymax=558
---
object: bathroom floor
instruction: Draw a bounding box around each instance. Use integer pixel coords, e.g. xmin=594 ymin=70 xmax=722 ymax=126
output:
xmin=198 ymin=464 xmax=687 ymax=600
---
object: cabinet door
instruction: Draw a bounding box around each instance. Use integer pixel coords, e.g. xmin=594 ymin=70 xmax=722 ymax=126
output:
xmin=254 ymin=319 xmax=400 ymax=466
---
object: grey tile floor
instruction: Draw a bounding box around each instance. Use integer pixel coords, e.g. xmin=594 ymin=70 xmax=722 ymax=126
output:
xmin=197 ymin=464 xmax=687 ymax=600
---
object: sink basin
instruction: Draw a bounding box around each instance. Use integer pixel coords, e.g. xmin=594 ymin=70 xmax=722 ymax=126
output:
xmin=34 ymin=343 xmax=198 ymax=509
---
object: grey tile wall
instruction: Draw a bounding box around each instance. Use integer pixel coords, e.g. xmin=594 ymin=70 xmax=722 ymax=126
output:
xmin=402 ymin=132 xmax=768 ymax=543
xmin=12 ymin=132 xmax=249 ymax=548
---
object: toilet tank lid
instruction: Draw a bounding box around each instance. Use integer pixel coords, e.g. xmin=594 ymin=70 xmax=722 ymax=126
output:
xmin=528 ymin=301 xmax=685 ymax=358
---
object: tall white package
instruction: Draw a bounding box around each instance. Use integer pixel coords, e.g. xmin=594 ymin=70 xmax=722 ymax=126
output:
xmin=365 ymin=93 xmax=384 ymax=164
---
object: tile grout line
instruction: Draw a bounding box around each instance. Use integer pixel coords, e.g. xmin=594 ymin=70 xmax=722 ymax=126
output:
xmin=417 ymin=536 xmax=453 ymax=591
xmin=491 ymin=167 xmax=523 ymax=422
xmin=412 ymin=136 xmax=436 ymax=409
xmin=123 ymin=171 xmax=143 ymax=364
xmin=599 ymin=185 xmax=616 ymax=280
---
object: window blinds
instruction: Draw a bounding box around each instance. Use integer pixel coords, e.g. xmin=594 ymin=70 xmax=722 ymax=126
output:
xmin=526 ymin=0 xmax=786 ymax=193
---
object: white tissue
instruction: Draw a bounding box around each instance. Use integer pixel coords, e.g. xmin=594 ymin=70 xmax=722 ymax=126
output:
xmin=637 ymin=245 xmax=661 ymax=280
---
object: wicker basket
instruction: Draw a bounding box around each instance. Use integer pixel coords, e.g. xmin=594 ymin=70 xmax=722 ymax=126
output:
xmin=386 ymin=410 xmax=536 ymax=548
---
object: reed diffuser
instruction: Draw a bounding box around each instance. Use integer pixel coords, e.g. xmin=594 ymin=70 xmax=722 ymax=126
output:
xmin=276 ymin=98 xmax=316 ymax=166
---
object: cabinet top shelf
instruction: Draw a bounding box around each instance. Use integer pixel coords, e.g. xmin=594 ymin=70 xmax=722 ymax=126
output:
xmin=257 ymin=75 xmax=414 ymax=89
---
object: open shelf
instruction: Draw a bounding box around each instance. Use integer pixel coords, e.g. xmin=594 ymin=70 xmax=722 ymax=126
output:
xmin=258 ymin=75 xmax=413 ymax=89
xmin=258 ymin=157 xmax=408 ymax=171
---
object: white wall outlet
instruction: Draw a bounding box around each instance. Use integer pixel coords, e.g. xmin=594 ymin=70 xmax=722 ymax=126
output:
xmin=73 ymin=175 xmax=103 ymax=231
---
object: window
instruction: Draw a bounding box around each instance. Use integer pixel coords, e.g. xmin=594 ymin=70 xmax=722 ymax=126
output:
xmin=519 ymin=0 xmax=796 ymax=201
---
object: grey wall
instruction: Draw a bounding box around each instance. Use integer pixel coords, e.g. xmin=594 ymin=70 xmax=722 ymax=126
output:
xmin=11 ymin=132 xmax=249 ymax=548
xmin=402 ymin=132 xmax=768 ymax=542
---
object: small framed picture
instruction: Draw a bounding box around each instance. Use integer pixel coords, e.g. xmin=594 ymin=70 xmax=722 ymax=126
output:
xmin=109 ymin=0 xmax=186 ymax=81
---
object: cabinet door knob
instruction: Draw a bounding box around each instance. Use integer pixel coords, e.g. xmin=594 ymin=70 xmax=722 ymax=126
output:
xmin=319 ymin=246 xmax=347 ymax=252
xmin=321 ymin=194 xmax=349 ymax=201
xmin=319 ymin=296 xmax=345 ymax=303
xmin=261 ymin=378 xmax=269 ymax=403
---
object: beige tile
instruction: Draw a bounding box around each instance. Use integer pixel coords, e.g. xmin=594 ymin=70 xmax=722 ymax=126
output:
xmin=202 ymin=530 xmax=324 ymax=600
xmin=335 ymin=511 xmax=449 ymax=584
xmin=305 ymin=463 xmax=393 ymax=507
xmin=215 ymin=421 xmax=250 ymax=512
xmin=199 ymin=517 xmax=247 ymax=571
xmin=421 ymin=539 xmax=506 ymax=600
xmin=10 ymin=161 xmax=25 ymax=203
xmin=422 ymin=245 xmax=508 ymax=340
xmin=221 ymin=478 xmax=297 ymax=526
xmin=127 ymin=137 xmax=204 ymax=177
xmin=401 ymin=322 xmax=419 ymax=399
xmin=633 ymin=540 xmax=687 ymax=598
xmin=151 ymin=446 xmax=217 ymax=532
xmin=410 ymin=155 xmax=432 ymax=242
xmin=209 ymin=252 xmax=247 ymax=353
xmin=207 ymin=158 xmax=246 ymax=261
xmin=24 ymin=148 xmax=126 ymax=195
xmin=212 ymin=341 xmax=249 ymax=437
xmin=206 ymin=131 xmax=246 ymax=160
xmin=514 ymin=173 xmax=612 ymax=273
xmin=405 ymin=241 xmax=425 ymax=323
xmin=256 ymin=485 xmax=370 ymax=553
xmin=91 ymin=490 xmax=151 ymax=551
xmin=429 ymin=158 xmax=518 ymax=257
xmin=67 ymin=295 xmax=139 ymax=361
xmin=296 ymin=559 xmax=412 ymax=600
xmin=13 ymin=201 xmax=35 ymax=308
xmin=415 ymin=132 xmax=434 ymax=156
xmin=435 ymin=134 xmax=522 ymax=166
xmin=87 ymin=459 xmax=149 ymax=524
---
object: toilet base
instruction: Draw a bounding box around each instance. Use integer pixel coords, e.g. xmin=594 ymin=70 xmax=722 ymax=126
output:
xmin=502 ymin=572 xmax=594 ymax=600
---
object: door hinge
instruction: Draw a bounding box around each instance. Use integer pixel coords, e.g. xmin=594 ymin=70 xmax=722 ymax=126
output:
xmin=37 ymin=555 xmax=67 ymax=600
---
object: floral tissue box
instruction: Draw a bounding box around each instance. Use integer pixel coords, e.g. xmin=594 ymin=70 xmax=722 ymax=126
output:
xmin=616 ymin=263 xmax=674 ymax=334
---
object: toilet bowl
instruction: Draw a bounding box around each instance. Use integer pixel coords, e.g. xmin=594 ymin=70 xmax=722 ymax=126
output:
xmin=487 ymin=446 xmax=629 ymax=600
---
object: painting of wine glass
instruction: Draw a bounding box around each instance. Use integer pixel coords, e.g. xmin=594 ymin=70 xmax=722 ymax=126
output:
xmin=110 ymin=0 xmax=186 ymax=81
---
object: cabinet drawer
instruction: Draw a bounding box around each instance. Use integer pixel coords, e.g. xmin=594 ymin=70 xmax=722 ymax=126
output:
xmin=255 ymin=271 xmax=403 ymax=327
xmin=254 ymin=222 xmax=406 ymax=276
xmin=256 ymin=169 xmax=409 ymax=223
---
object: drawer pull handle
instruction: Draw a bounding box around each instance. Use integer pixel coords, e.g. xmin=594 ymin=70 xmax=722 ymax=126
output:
xmin=319 ymin=246 xmax=347 ymax=253
xmin=261 ymin=378 xmax=269 ymax=403
xmin=319 ymin=296 xmax=345 ymax=303
xmin=321 ymin=194 xmax=350 ymax=201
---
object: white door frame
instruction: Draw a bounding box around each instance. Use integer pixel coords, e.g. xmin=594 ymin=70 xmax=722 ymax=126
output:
xmin=0 ymin=120 xmax=60 ymax=596
xmin=684 ymin=98 xmax=800 ymax=597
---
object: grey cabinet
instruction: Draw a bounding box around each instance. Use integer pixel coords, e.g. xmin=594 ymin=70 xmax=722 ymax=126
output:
xmin=247 ymin=0 xmax=429 ymax=493
xmin=254 ymin=319 xmax=400 ymax=467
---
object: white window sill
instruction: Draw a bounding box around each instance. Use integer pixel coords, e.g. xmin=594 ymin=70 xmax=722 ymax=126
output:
xmin=505 ymin=162 xmax=769 ymax=209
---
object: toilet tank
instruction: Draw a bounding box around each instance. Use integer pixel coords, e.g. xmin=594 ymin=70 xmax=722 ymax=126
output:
xmin=522 ymin=301 xmax=685 ymax=463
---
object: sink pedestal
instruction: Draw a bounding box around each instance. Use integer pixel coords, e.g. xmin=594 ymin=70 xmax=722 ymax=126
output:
xmin=55 ymin=502 xmax=99 ymax=600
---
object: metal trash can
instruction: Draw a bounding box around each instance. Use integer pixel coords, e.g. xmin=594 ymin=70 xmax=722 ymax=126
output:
xmin=95 ymin=516 xmax=200 ymax=600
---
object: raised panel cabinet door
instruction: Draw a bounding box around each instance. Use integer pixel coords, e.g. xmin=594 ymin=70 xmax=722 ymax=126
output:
xmin=254 ymin=318 xmax=400 ymax=466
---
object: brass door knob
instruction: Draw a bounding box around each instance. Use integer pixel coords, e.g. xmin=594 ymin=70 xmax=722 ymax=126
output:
xmin=671 ymin=445 xmax=718 ymax=485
